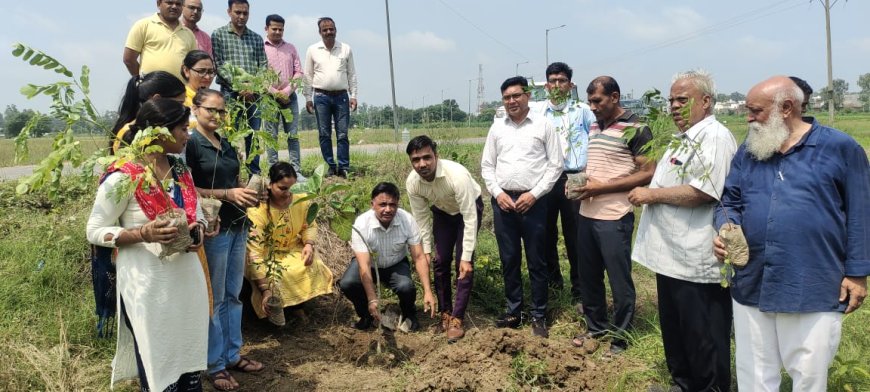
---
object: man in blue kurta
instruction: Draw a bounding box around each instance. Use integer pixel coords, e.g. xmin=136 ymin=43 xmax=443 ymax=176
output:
xmin=714 ymin=76 xmax=869 ymax=392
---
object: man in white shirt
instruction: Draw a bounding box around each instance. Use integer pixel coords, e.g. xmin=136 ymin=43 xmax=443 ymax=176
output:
xmin=405 ymin=135 xmax=483 ymax=342
xmin=481 ymin=76 xmax=563 ymax=338
xmin=338 ymin=182 xmax=435 ymax=331
xmin=303 ymin=17 xmax=358 ymax=178
xmin=630 ymin=70 xmax=737 ymax=392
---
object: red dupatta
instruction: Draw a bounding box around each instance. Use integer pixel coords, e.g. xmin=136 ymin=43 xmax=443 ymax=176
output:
xmin=103 ymin=160 xmax=198 ymax=224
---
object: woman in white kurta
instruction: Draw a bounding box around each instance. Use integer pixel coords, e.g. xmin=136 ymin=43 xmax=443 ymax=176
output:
xmin=86 ymin=98 xmax=209 ymax=391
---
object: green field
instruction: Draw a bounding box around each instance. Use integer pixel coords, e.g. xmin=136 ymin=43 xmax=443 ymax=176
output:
xmin=0 ymin=131 xmax=868 ymax=390
xmin=0 ymin=126 xmax=489 ymax=168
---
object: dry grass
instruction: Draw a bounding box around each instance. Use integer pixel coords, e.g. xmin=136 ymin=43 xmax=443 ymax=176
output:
xmin=0 ymin=313 xmax=110 ymax=392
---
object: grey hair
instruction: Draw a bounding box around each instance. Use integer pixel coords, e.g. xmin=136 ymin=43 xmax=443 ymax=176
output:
xmin=773 ymin=83 xmax=805 ymax=109
xmin=673 ymin=69 xmax=716 ymax=104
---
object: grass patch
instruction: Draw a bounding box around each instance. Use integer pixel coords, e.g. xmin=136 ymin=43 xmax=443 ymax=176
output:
xmin=1 ymin=129 xmax=868 ymax=390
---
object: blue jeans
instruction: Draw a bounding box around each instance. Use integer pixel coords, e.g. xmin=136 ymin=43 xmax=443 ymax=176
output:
xmin=204 ymin=225 xmax=248 ymax=374
xmin=313 ymin=91 xmax=350 ymax=170
xmin=222 ymin=88 xmax=262 ymax=174
xmin=265 ymin=93 xmax=301 ymax=171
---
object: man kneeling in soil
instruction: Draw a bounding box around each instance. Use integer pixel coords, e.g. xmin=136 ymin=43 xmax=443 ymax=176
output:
xmin=339 ymin=182 xmax=436 ymax=331
xmin=405 ymin=135 xmax=483 ymax=342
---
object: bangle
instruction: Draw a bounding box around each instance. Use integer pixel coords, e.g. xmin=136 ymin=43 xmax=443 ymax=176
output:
xmin=368 ymin=299 xmax=378 ymax=304
xmin=224 ymin=189 xmax=229 ymax=200
xmin=138 ymin=226 xmax=146 ymax=242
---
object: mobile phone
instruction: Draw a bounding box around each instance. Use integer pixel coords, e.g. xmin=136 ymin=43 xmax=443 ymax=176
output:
xmin=190 ymin=226 xmax=201 ymax=245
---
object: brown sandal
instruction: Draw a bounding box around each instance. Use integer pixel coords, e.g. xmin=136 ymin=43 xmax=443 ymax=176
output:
xmin=208 ymin=370 xmax=239 ymax=391
xmin=229 ymin=356 xmax=265 ymax=373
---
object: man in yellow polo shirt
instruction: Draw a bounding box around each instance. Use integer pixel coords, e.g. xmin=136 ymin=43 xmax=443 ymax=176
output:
xmin=123 ymin=0 xmax=196 ymax=81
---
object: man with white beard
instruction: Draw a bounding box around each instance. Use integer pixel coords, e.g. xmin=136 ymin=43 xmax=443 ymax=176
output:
xmin=714 ymin=76 xmax=869 ymax=392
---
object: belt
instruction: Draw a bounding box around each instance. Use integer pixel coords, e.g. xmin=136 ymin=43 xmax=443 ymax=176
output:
xmin=314 ymin=88 xmax=347 ymax=96
xmin=502 ymin=189 xmax=529 ymax=197
xmin=564 ymin=169 xmax=581 ymax=174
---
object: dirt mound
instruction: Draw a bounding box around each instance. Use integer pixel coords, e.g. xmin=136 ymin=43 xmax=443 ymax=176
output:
xmin=403 ymin=328 xmax=621 ymax=392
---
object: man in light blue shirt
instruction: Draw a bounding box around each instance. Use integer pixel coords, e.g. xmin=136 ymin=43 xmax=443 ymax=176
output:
xmin=538 ymin=62 xmax=594 ymax=304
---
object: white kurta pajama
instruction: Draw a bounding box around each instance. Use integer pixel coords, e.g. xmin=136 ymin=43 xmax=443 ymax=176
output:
xmin=86 ymin=173 xmax=208 ymax=391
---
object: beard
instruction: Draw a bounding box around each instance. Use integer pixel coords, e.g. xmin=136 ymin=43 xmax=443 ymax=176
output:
xmin=745 ymin=110 xmax=789 ymax=161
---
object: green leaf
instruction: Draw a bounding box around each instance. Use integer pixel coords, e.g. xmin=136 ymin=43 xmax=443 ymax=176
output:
xmin=80 ymin=65 xmax=90 ymax=94
xmin=22 ymin=48 xmax=34 ymax=61
xmin=20 ymin=84 xmax=38 ymax=98
xmin=324 ymin=183 xmax=351 ymax=194
xmin=306 ymin=202 xmax=319 ymax=225
xmin=29 ymin=53 xmax=44 ymax=65
xmin=15 ymin=182 xmax=29 ymax=195
xmin=12 ymin=43 xmax=24 ymax=57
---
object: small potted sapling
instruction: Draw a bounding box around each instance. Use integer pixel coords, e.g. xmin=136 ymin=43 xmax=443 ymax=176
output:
xmin=99 ymin=126 xmax=194 ymax=258
xmin=247 ymin=210 xmax=288 ymax=326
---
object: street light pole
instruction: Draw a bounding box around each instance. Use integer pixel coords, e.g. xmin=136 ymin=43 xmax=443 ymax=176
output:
xmin=545 ymin=24 xmax=566 ymax=66
xmin=384 ymin=0 xmax=400 ymax=141
xmin=515 ymin=61 xmax=528 ymax=76
xmin=823 ymin=0 xmax=835 ymax=125
xmin=468 ymin=79 xmax=473 ymax=128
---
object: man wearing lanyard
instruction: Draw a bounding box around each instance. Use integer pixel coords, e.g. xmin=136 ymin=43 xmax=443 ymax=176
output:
xmin=538 ymin=62 xmax=595 ymax=307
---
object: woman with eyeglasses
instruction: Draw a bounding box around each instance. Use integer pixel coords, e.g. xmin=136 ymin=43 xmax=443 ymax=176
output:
xmin=185 ymin=88 xmax=263 ymax=391
xmin=245 ymin=161 xmax=334 ymax=324
xmin=181 ymin=50 xmax=216 ymax=107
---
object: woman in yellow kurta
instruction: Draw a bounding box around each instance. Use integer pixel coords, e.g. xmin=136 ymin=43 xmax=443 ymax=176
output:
xmin=246 ymin=162 xmax=334 ymax=319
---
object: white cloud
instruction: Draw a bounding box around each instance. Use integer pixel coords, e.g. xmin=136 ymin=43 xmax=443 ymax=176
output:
xmin=613 ymin=6 xmax=707 ymax=42
xmin=396 ymin=31 xmax=455 ymax=52
xmin=734 ymin=35 xmax=788 ymax=62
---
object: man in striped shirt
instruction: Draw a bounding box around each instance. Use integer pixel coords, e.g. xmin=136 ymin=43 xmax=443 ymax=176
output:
xmin=569 ymin=76 xmax=654 ymax=354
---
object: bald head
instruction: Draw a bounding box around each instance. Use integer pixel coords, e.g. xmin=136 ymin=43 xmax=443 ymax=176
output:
xmin=746 ymin=76 xmax=804 ymax=122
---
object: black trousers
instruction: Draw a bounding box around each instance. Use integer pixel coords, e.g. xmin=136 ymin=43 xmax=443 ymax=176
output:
xmin=576 ymin=213 xmax=636 ymax=347
xmin=544 ymin=174 xmax=582 ymax=300
xmin=339 ymin=257 xmax=417 ymax=319
xmin=657 ymin=274 xmax=732 ymax=392
xmin=491 ymin=192 xmax=549 ymax=319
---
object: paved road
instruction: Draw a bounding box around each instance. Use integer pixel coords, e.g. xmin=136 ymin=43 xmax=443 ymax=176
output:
xmin=0 ymin=138 xmax=485 ymax=181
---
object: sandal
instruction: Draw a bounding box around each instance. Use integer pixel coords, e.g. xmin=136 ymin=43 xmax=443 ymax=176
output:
xmin=208 ymin=370 xmax=239 ymax=391
xmin=229 ymin=356 xmax=265 ymax=373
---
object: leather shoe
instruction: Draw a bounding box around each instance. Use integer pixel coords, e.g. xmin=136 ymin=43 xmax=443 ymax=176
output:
xmin=351 ymin=316 xmax=374 ymax=330
xmin=337 ymin=168 xmax=350 ymax=178
xmin=432 ymin=312 xmax=451 ymax=334
xmin=495 ymin=313 xmax=521 ymax=329
xmin=530 ymin=317 xmax=549 ymax=338
xmin=446 ymin=316 xmax=465 ymax=343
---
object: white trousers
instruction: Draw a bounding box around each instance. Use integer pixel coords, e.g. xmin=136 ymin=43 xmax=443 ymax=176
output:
xmin=733 ymin=300 xmax=842 ymax=392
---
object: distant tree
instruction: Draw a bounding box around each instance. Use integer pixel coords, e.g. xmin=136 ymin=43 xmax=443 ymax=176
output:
xmin=729 ymin=91 xmax=746 ymax=102
xmin=5 ymin=108 xmax=54 ymax=137
xmin=858 ymin=73 xmax=870 ymax=110
xmin=819 ymin=78 xmax=849 ymax=110
xmin=0 ymin=111 xmax=5 ymax=132
xmin=715 ymin=93 xmax=729 ymax=102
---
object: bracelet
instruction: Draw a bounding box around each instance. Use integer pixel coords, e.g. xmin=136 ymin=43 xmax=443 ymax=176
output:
xmin=224 ymin=189 xmax=229 ymax=200
xmin=368 ymin=299 xmax=378 ymax=304
xmin=138 ymin=226 xmax=146 ymax=242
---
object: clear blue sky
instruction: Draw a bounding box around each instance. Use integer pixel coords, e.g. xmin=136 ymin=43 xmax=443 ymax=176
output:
xmin=1 ymin=0 xmax=868 ymax=114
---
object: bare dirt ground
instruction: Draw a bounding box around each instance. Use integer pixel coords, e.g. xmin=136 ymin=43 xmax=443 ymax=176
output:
xmin=215 ymin=292 xmax=627 ymax=392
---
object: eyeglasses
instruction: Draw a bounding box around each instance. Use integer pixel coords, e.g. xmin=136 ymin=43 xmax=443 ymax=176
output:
xmin=502 ymin=93 xmax=527 ymax=102
xmin=547 ymin=77 xmax=570 ymax=85
xmin=185 ymin=5 xmax=202 ymax=12
xmin=199 ymin=106 xmax=227 ymax=116
xmin=191 ymin=68 xmax=216 ymax=77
